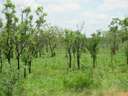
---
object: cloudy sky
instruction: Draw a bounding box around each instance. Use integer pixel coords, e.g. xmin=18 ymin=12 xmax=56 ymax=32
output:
xmin=0 ymin=0 xmax=128 ymax=36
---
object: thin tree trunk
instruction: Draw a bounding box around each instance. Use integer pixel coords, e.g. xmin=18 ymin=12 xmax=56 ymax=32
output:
xmin=39 ymin=50 xmax=42 ymax=57
xmin=46 ymin=45 xmax=48 ymax=53
xmin=24 ymin=67 xmax=26 ymax=78
xmin=24 ymin=62 xmax=27 ymax=78
xmin=50 ymin=46 xmax=55 ymax=57
xmin=7 ymin=88 xmax=13 ymax=96
xmin=111 ymin=54 xmax=113 ymax=64
xmin=68 ymin=48 xmax=72 ymax=69
xmin=111 ymin=52 xmax=114 ymax=71
xmin=0 ymin=50 xmax=2 ymax=72
xmin=0 ymin=58 xmax=2 ymax=73
xmin=127 ymin=55 xmax=128 ymax=65
xmin=93 ymin=56 xmax=96 ymax=68
xmin=7 ymin=55 xmax=11 ymax=66
xmin=48 ymin=40 xmax=56 ymax=57
xmin=77 ymin=50 xmax=80 ymax=69
xmin=17 ymin=56 xmax=20 ymax=70
xmin=28 ymin=60 xmax=32 ymax=74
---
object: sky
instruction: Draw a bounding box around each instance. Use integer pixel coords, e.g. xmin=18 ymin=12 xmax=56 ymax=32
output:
xmin=0 ymin=0 xmax=128 ymax=36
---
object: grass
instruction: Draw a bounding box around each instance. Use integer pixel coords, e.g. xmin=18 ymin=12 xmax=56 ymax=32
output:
xmin=1 ymin=49 xmax=128 ymax=96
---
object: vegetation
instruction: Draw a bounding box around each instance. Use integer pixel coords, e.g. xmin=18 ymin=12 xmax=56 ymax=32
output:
xmin=0 ymin=0 xmax=128 ymax=96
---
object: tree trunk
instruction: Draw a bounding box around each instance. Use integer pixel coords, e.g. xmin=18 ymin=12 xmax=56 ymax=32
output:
xmin=77 ymin=50 xmax=80 ymax=69
xmin=7 ymin=56 xmax=11 ymax=65
xmin=68 ymin=48 xmax=72 ymax=69
xmin=0 ymin=50 xmax=2 ymax=72
xmin=17 ymin=56 xmax=20 ymax=70
xmin=49 ymin=40 xmax=56 ymax=57
xmin=24 ymin=62 xmax=27 ymax=78
xmin=50 ymin=46 xmax=55 ymax=57
xmin=28 ymin=60 xmax=32 ymax=74
xmin=7 ymin=88 xmax=13 ymax=96
xmin=39 ymin=50 xmax=42 ymax=57
xmin=0 ymin=58 xmax=2 ymax=73
xmin=126 ymin=55 xmax=128 ymax=64
xmin=92 ymin=56 xmax=96 ymax=68
xmin=8 ymin=47 xmax=13 ymax=65
xmin=46 ymin=45 xmax=49 ymax=53
xmin=110 ymin=52 xmax=114 ymax=71
xmin=24 ymin=67 xmax=26 ymax=78
xmin=111 ymin=54 xmax=113 ymax=64
xmin=77 ymin=53 xmax=80 ymax=69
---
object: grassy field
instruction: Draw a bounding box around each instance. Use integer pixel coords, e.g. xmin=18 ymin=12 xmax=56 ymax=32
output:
xmin=9 ymin=49 xmax=128 ymax=96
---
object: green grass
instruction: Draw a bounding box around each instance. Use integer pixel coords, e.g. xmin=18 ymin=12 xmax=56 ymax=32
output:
xmin=1 ymin=49 xmax=128 ymax=96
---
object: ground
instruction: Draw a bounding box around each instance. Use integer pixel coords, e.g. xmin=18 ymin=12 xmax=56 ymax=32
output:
xmin=8 ymin=50 xmax=128 ymax=96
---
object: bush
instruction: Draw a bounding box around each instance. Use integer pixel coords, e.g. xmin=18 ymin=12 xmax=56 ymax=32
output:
xmin=63 ymin=71 xmax=93 ymax=91
xmin=0 ymin=67 xmax=18 ymax=96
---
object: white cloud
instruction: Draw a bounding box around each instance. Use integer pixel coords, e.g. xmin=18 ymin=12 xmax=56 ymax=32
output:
xmin=13 ymin=0 xmax=37 ymax=7
xmin=102 ymin=0 xmax=128 ymax=11
xmin=82 ymin=12 xmax=110 ymax=20
xmin=47 ymin=3 xmax=80 ymax=13
xmin=80 ymin=11 xmax=113 ymax=35
xmin=12 ymin=0 xmax=40 ymax=11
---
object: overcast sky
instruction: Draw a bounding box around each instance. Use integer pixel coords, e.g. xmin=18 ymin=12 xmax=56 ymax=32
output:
xmin=0 ymin=0 xmax=128 ymax=36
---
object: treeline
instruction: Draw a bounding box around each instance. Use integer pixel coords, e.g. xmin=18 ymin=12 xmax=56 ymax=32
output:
xmin=0 ymin=0 xmax=128 ymax=74
xmin=0 ymin=0 xmax=128 ymax=95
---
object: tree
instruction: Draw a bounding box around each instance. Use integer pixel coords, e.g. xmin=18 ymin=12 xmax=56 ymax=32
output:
xmin=2 ymin=0 xmax=16 ymax=65
xmin=22 ymin=41 xmax=34 ymax=77
xmin=86 ymin=32 xmax=101 ymax=68
xmin=32 ymin=6 xmax=47 ymax=57
xmin=108 ymin=18 xmax=120 ymax=64
xmin=64 ymin=29 xmax=75 ymax=69
xmin=0 ymin=40 xmax=3 ymax=73
xmin=124 ymin=41 xmax=128 ymax=64
xmin=20 ymin=6 xmax=34 ymax=76
xmin=0 ymin=18 xmax=3 ymax=72
xmin=64 ymin=29 xmax=86 ymax=69
xmin=73 ymin=31 xmax=85 ymax=69
xmin=120 ymin=17 xmax=128 ymax=64
xmin=14 ymin=6 xmax=32 ymax=71
xmin=45 ymin=26 xmax=58 ymax=57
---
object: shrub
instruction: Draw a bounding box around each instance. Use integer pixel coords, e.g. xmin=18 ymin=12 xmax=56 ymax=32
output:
xmin=63 ymin=71 xmax=93 ymax=91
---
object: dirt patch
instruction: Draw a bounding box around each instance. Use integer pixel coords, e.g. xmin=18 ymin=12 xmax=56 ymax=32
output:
xmin=117 ymin=92 xmax=128 ymax=96
xmin=102 ymin=92 xmax=128 ymax=96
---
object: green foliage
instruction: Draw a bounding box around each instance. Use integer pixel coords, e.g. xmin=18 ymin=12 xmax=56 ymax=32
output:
xmin=35 ymin=6 xmax=47 ymax=29
xmin=0 ymin=67 xmax=18 ymax=96
xmin=108 ymin=18 xmax=121 ymax=55
xmin=86 ymin=32 xmax=101 ymax=68
xmin=64 ymin=29 xmax=86 ymax=69
xmin=63 ymin=71 xmax=93 ymax=91
xmin=0 ymin=18 xmax=3 ymax=28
